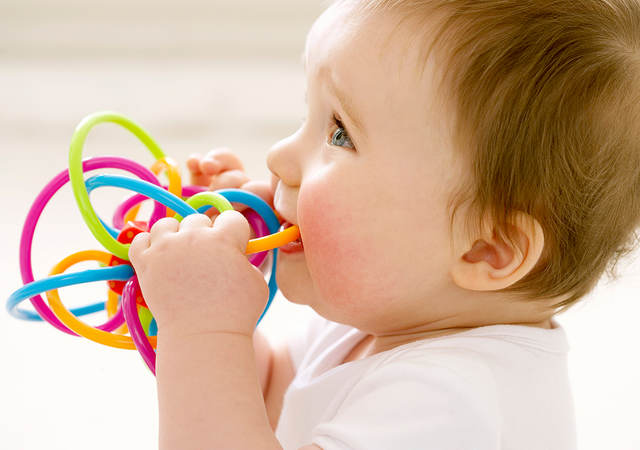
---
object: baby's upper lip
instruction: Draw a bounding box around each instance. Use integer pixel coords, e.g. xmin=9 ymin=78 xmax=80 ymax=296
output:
xmin=273 ymin=189 xmax=297 ymax=226
xmin=277 ymin=211 xmax=298 ymax=226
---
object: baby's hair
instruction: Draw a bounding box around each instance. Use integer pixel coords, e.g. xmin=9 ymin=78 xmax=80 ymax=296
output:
xmin=331 ymin=0 xmax=640 ymax=313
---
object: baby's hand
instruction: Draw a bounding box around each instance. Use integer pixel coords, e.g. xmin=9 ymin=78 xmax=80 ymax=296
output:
xmin=186 ymin=147 xmax=275 ymax=225
xmin=186 ymin=147 xmax=249 ymax=189
xmin=129 ymin=211 xmax=269 ymax=337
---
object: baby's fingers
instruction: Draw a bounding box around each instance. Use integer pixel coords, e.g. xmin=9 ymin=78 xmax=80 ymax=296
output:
xmin=200 ymin=156 xmax=221 ymax=175
xmin=200 ymin=148 xmax=244 ymax=176
xmin=186 ymin=153 xmax=204 ymax=175
xmin=187 ymin=153 xmax=213 ymax=187
xmin=209 ymin=169 xmax=251 ymax=192
xmin=128 ymin=232 xmax=150 ymax=271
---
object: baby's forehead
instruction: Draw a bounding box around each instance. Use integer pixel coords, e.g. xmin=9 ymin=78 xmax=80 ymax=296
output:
xmin=309 ymin=11 xmax=420 ymax=84
xmin=306 ymin=5 xmax=417 ymax=70
xmin=305 ymin=5 xmax=450 ymax=125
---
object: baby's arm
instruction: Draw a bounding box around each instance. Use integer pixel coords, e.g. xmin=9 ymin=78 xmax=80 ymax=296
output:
xmin=187 ymin=148 xmax=293 ymax=413
xmin=253 ymin=330 xmax=299 ymax=430
xmin=264 ymin=339 xmax=297 ymax=430
xmin=253 ymin=328 xmax=274 ymax=399
xmin=169 ymin=149 xmax=306 ymax=448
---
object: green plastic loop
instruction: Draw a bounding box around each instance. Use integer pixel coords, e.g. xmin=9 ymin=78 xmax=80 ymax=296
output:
xmin=138 ymin=306 xmax=154 ymax=337
xmin=69 ymin=111 xmax=167 ymax=260
xmin=173 ymin=191 xmax=235 ymax=221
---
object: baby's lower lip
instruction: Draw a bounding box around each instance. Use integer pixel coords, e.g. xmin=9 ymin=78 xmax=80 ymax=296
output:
xmin=279 ymin=240 xmax=304 ymax=253
xmin=279 ymin=221 xmax=304 ymax=253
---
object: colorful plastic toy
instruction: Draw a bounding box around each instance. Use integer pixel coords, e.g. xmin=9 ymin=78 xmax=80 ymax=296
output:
xmin=6 ymin=111 xmax=300 ymax=376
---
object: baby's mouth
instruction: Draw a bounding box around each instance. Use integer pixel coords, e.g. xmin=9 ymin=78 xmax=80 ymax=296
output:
xmin=280 ymin=220 xmax=303 ymax=245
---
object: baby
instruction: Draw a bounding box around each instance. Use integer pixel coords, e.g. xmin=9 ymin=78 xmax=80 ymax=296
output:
xmin=129 ymin=0 xmax=640 ymax=448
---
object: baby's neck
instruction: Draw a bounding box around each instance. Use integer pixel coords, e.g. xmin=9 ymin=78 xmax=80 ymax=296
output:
xmin=351 ymin=317 xmax=553 ymax=363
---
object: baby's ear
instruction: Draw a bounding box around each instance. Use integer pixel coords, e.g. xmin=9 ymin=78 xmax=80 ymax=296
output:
xmin=449 ymin=210 xmax=544 ymax=291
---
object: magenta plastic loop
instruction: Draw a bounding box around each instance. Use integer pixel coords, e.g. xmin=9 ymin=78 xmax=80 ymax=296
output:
xmin=122 ymin=276 xmax=156 ymax=374
xmin=97 ymin=300 xmax=126 ymax=332
xmin=112 ymin=185 xmax=207 ymax=230
xmin=19 ymin=157 xmax=165 ymax=336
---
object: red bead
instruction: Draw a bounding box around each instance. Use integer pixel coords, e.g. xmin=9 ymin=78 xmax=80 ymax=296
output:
xmin=107 ymin=221 xmax=149 ymax=295
xmin=118 ymin=221 xmax=148 ymax=244
xmin=136 ymin=294 xmax=148 ymax=308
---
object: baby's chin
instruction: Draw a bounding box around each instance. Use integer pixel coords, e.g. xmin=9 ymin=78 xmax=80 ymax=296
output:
xmin=275 ymin=249 xmax=314 ymax=305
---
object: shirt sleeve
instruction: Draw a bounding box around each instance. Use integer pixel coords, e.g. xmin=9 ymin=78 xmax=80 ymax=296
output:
xmin=286 ymin=310 xmax=331 ymax=372
xmin=309 ymin=355 xmax=501 ymax=450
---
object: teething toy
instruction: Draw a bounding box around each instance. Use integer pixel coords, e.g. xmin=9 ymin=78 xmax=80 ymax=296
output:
xmin=6 ymin=111 xmax=300 ymax=375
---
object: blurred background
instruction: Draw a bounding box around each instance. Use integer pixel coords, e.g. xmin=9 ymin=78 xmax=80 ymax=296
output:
xmin=1 ymin=0 xmax=638 ymax=449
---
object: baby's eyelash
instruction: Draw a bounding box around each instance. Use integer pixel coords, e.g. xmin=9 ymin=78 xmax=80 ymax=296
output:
xmin=330 ymin=114 xmax=355 ymax=150
xmin=332 ymin=114 xmax=344 ymax=130
xmin=298 ymin=113 xmax=356 ymax=150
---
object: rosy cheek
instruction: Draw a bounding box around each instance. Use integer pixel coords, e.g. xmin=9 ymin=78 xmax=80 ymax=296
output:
xmin=298 ymin=181 xmax=373 ymax=313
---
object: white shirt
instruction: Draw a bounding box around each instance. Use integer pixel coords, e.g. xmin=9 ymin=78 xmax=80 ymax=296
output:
xmin=275 ymin=312 xmax=577 ymax=450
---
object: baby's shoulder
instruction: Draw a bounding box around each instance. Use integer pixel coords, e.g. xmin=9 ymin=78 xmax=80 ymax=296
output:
xmin=337 ymin=343 xmax=502 ymax=437
xmin=374 ymin=338 xmax=496 ymax=379
xmin=358 ymin=343 xmax=499 ymax=404
xmin=369 ymin=322 xmax=564 ymax=378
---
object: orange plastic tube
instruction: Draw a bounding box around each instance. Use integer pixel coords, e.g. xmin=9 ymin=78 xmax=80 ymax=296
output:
xmin=45 ymin=250 xmax=156 ymax=350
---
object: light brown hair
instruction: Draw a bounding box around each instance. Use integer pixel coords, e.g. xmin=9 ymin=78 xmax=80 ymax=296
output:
xmin=342 ymin=0 xmax=640 ymax=313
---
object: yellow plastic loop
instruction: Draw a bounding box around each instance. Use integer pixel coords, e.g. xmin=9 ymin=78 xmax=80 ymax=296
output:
xmin=45 ymin=250 xmax=157 ymax=350
xmin=151 ymin=157 xmax=182 ymax=217
xmin=123 ymin=204 xmax=142 ymax=224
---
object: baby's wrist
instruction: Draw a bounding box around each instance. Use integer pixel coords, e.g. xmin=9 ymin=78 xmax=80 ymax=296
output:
xmin=157 ymin=325 xmax=254 ymax=359
xmin=156 ymin=316 xmax=255 ymax=341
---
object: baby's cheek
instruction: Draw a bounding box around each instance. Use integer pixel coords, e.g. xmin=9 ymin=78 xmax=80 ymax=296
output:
xmin=298 ymin=185 xmax=378 ymax=313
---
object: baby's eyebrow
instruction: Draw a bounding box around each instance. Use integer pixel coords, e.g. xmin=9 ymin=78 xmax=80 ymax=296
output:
xmin=327 ymin=75 xmax=366 ymax=136
xmin=300 ymin=49 xmax=366 ymax=136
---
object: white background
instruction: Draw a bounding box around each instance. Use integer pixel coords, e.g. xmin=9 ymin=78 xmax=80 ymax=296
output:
xmin=1 ymin=1 xmax=639 ymax=449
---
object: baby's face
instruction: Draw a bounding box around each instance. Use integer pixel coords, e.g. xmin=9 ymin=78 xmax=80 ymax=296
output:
xmin=267 ymin=4 xmax=468 ymax=332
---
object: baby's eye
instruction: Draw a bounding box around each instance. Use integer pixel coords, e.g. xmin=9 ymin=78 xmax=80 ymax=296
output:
xmin=329 ymin=115 xmax=355 ymax=150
